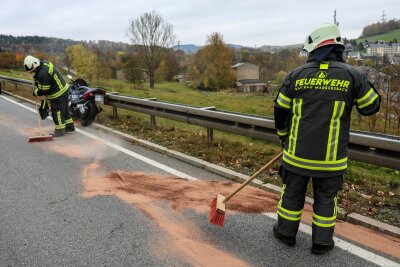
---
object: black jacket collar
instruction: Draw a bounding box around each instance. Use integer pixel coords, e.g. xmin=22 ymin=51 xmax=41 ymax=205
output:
xmin=307 ymin=45 xmax=345 ymax=63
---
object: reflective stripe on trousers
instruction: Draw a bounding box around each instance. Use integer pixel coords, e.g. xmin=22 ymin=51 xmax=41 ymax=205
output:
xmin=277 ymin=184 xmax=303 ymax=222
xmin=276 ymin=166 xmax=342 ymax=244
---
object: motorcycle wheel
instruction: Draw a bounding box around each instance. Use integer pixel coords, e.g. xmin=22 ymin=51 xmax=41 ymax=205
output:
xmin=80 ymin=101 xmax=98 ymax=126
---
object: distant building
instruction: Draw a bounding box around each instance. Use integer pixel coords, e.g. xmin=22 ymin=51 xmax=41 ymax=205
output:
xmin=367 ymin=43 xmax=400 ymax=56
xmin=174 ymin=73 xmax=188 ymax=83
xmin=387 ymin=54 xmax=400 ymax=65
xmin=347 ymin=51 xmax=361 ymax=60
xmin=361 ymin=53 xmax=380 ymax=62
xmin=231 ymin=62 xmax=266 ymax=93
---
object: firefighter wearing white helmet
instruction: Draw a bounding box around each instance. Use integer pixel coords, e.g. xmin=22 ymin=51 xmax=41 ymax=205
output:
xmin=24 ymin=55 xmax=41 ymax=72
xmin=23 ymin=55 xmax=75 ymax=137
xmin=303 ymin=23 xmax=345 ymax=53
xmin=272 ymin=23 xmax=380 ymax=255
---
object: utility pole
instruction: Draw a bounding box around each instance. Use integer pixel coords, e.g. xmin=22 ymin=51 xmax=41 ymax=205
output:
xmin=333 ymin=10 xmax=339 ymax=27
xmin=381 ymin=10 xmax=386 ymax=23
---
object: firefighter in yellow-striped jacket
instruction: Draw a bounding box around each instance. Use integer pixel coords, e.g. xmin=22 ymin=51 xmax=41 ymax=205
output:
xmin=24 ymin=55 xmax=75 ymax=137
xmin=273 ymin=23 xmax=380 ymax=255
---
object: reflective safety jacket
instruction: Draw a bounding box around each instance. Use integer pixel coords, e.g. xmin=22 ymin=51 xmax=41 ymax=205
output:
xmin=274 ymin=60 xmax=380 ymax=177
xmin=33 ymin=61 xmax=69 ymax=99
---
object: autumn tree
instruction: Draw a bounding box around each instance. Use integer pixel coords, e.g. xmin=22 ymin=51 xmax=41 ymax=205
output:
xmin=0 ymin=52 xmax=16 ymax=68
xmin=157 ymin=50 xmax=179 ymax=81
xmin=0 ymin=51 xmax=54 ymax=69
xmin=15 ymin=52 xmax=25 ymax=67
xmin=92 ymin=47 xmax=113 ymax=79
xmin=347 ymin=57 xmax=358 ymax=66
xmin=122 ymin=50 xmax=146 ymax=88
xmin=127 ymin=11 xmax=175 ymax=88
xmin=192 ymin=32 xmax=234 ymax=90
xmin=275 ymin=71 xmax=287 ymax=86
xmin=66 ymin=44 xmax=100 ymax=82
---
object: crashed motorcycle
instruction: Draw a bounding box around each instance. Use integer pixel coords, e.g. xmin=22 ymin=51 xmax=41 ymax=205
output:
xmin=67 ymin=75 xmax=105 ymax=126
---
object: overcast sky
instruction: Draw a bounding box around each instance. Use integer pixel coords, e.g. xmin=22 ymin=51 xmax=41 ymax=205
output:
xmin=0 ymin=0 xmax=399 ymax=47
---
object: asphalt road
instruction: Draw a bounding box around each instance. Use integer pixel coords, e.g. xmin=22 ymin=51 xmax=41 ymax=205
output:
xmin=0 ymin=94 xmax=398 ymax=267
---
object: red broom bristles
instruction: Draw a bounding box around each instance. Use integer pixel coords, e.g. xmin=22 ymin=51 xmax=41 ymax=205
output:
xmin=209 ymin=197 xmax=225 ymax=227
xmin=28 ymin=135 xmax=53 ymax=142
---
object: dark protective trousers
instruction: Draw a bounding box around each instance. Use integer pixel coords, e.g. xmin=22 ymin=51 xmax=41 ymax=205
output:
xmin=276 ymin=166 xmax=342 ymax=245
xmin=50 ymin=92 xmax=74 ymax=130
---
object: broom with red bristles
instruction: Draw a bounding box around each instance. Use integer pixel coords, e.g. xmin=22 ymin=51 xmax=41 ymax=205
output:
xmin=209 ymin=151 xmax=283 ymax=227
xmin=28 ymin=79 xmax=53 ymax=143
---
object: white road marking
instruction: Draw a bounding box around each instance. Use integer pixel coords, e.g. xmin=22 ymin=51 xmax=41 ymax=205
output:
xmin=263 ymin=212 xmax=400 ymax=267
xmin=76 ymin=128 xmax=196 ymax=180
xmin=1 ymin=95 xmax=196 ymax=180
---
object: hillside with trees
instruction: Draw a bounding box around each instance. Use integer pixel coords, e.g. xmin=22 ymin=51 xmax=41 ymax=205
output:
xmin=0 ymin=34 xmax=79 ymax=53
xmin=361 ymin=19 xmax=400 ymax=38
xmin=0 ymin=34 xmax=128 ymax=54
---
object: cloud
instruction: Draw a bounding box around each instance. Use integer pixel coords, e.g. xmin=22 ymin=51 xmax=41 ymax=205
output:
xmin=0 ymin=0 xmax=398 ymax=46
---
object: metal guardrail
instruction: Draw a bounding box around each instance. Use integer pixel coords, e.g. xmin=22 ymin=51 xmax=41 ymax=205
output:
xmin=1 ymin=75 xmax=399 ymax=170
xmin=0 ymin=75 xmax=32 ymax=86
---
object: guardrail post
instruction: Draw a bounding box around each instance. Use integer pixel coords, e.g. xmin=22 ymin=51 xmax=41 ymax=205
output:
xmin=14 ymin=82 xmax=18 ymax=91
xmin=0 ymin=81 xmax=2 ymax=94
xmin=207 ymin=128 xmax=214 ymax=144
xmin=112 ymin=106 xmax=118 ymax=119
xmin=200 ymin=106 xmax=217 ymax=145
xmin=146 ymin=98 xmax=157 ymax=130
xmin=150 ymin=115 xmax=156 ymax=130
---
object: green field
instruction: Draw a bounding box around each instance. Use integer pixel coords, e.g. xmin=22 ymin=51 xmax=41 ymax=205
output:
xmin=97 ymin=79 xmax=276 ymax=117
xmin=0 ymin=69 xmax=275 ymax=117
xmin=355 ymin=29 xmax=400 ymax=44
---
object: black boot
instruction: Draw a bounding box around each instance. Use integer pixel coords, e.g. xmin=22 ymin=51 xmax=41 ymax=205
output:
xmin=311 ymin=241 xmax=335 ymax=255
xmin=51 ymin=128 xmax=66 ymax=137
xmin=66 ymin=124 xmax=75 ymax=133
xmin=273 ymin=224 xmax=296 ymax=246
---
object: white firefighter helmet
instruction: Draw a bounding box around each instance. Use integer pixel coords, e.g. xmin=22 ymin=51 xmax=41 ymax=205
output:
xmin=24 ymin=55 xmax=40 ymax=72
xmin=303 ymin=23 xmax=345 ymax=53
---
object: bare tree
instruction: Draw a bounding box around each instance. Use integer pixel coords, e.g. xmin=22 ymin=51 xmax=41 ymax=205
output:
xmin=368 ymin=113 xmax=379 ymax=132
xmin=127 ymin=11 xmax=175 ymax=88
xmin=393 ymin=97 xmax=400 ymax=134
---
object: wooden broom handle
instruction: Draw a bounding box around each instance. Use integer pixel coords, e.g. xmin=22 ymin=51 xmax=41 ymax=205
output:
xmin=31 ymin=79 xmax=43 ymax=136
xmin=34 ymin=97 xmax=43 ymax=136
xmin=223 ymin=151 xmax=283 ymax=203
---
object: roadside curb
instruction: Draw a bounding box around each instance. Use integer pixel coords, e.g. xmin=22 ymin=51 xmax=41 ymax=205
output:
xmin=2 ymin=90 xmax=399 ymax=239
xmin=91 ymin=122 xmax=400 ymax=239
xmin=346 ymin=213 xmax=400 ymax=238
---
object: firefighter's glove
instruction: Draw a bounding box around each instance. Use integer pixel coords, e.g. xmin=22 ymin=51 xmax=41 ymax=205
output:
xmin=38 ymin=99 xmax=49 ymax=120
xmin=32 ymin=89 xmax=38 ymax=97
